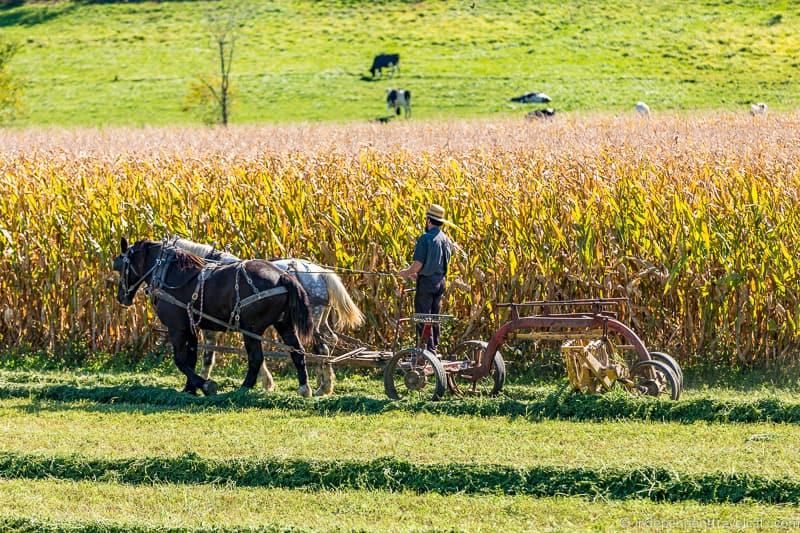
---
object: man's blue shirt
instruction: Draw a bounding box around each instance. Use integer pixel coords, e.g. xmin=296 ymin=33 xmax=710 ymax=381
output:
xmin=412 ymin=227 xmax=452 ymax=278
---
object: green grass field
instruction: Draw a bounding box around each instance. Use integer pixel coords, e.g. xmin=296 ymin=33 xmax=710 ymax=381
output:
xmin=4 ymin=480 xmax=799 ymax=532
xmin=4 ymin=367 xmax=800 ymax=529
xmin=1 ymin=0 xmax=798 ymax=126
xmin=4 ymin=397 xmax=800 ymax=477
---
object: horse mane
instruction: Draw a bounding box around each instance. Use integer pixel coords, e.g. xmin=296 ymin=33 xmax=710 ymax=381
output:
xmin=174 ymin=238 xmax=213 ymax=258
xmin=171 ymin=247 xmax=206 ymax=270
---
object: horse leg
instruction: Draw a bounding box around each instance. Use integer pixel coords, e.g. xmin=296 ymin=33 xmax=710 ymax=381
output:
xmin=310 ymin=306 xmax=327 ymax=395
xmin=185 ymin=332 xmax=199 ymax=389
xmin=275 ymin=320 xmax=310 ymax=397
xmin=241 ymin=335 xmax=265 ymax=390
xmin=315 ymin=362 xmax=335 ymax=397
xmin=320 ymin=305 xmax=339 ymax=348
xmin=314 ymin=306 xmax=336 ymax=397
xmin=258 ymin=360 xmax=275 ymax=392
xmin=200 ymin=330 xmax=216 ymax=380
xmin=170 ymin=329 xmax=214 ymax=396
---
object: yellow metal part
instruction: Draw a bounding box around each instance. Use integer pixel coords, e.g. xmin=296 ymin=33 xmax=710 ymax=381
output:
xmin=561 ymin=338 xmax=631 ymax=394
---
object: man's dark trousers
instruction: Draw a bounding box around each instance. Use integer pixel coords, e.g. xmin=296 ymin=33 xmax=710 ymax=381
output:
xmin=415 ymin=274 xmax=445 ymax=352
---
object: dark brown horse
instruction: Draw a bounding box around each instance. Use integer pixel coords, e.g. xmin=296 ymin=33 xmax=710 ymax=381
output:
xmin=112 ymin=238 xmax=314 ymax=396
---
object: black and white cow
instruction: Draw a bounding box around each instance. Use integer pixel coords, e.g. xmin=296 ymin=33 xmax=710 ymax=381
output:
xmin=526 ymin=108 xmax=556 ymax=120
xmin=510 ymin=92 xmax=551 ymax=104
xmin=387 ymin=88 xmax=411 ymax=118
xmin=370 ymin=53 xmax=400 ymax=77
xmin=750 ymin=102 xmax=768 ymax=116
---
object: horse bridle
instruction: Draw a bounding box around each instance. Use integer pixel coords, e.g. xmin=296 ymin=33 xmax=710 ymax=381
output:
xmin=118 ymin=244 xmax=161 ymax=303
xmin=119 ymin=240 xmax=206 ymax=304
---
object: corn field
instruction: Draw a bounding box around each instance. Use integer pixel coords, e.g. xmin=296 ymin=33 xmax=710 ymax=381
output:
xmin=0 ymin=113 xmax=798 ymax=366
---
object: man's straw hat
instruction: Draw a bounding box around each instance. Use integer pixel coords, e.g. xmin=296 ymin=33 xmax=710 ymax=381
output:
xmin=426 ymin=204 xmax=447 ymax=224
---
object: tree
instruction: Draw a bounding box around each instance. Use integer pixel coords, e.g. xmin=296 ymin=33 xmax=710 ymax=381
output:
xmin=0 ymin=40 xmax=22 ymax=124
xmin=184 ymin=9 xmax=246 ymax=126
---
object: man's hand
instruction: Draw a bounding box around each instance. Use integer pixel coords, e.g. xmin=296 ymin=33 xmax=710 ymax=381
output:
xmin=398 ymin=261 xmax=423 ymax=279
xmin=397 ymin=268 xmax=417 ymax=280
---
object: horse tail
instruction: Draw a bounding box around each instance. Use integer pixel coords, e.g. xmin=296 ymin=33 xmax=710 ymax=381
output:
xmin=325 ymin=271 xmax=365 ymax=330
xmin=281 ymin=273 xmax=314 ymax=347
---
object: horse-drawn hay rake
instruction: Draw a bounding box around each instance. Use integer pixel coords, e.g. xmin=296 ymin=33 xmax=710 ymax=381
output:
xmin=469 ymin=298 xmax=683 ymax=400
xmin=195 ymin=296 xmax=681 ymax=401
xmin=126 ymin=238 xmax=680 ymax=401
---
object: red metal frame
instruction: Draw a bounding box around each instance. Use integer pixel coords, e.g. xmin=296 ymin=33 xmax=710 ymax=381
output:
xmin=465 ymin=299 xmax=652 ymax=380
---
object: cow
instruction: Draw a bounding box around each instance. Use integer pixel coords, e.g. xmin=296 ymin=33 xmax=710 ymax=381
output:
xmin=635 ymin=101 xmax=651 ymax=117
xmin=510 ymin=92 xmax=551 ymax=104
xmin=387 ymin=88 xmax=411 ymax=118
xmin=526 ymin=108 xmax=556 ymax=120
xmin=750 ymin=102 xmax=768 ymax=116
xmin=370 ymin=53 xmax=400 ymax=77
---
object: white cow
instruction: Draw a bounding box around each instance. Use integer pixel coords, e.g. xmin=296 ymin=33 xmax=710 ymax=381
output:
xmin=750 ymin=102 xmax=768 ymax=116
xmin=387 ymin=88 xmax=411 ymax=118
xmin=635 ymin=102 xmax=651 ymax=117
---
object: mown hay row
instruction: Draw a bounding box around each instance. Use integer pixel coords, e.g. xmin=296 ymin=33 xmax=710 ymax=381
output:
xmin=1 ymin=451 xmax=799 ymax=504
xmin=3 ymin=382 xmax=800 ymax=424
xmin=0 ymin=517 xmax=302 ymax=533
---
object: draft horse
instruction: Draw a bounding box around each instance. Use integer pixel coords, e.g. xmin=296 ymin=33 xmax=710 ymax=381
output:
xmin=112 ymin=238 xmax=314 ymax=396
xmin=172 ymin=237 xmax=365 ymax=396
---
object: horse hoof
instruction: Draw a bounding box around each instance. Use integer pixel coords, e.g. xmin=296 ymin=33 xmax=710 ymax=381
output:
xmin=261 ymin=377 xmax=276 ymax=392
xmin=202 ymin=380 xmax=218 ymax=396
xmin=298 ymin=385 xmax=312 ymax=398
xmin=183 ymin=388 xmax=198 ymax=396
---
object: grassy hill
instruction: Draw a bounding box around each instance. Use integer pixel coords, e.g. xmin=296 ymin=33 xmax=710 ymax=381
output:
xmin=1 ymin=0 xmax=798 ymax=126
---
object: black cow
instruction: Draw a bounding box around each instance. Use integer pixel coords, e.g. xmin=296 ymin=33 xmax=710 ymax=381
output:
xmin=370 ymin=53 xmax=400 ymax=77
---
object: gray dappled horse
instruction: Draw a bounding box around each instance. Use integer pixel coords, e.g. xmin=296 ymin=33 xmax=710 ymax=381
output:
xmin=173 ymin=238 xmax=364 ymax=396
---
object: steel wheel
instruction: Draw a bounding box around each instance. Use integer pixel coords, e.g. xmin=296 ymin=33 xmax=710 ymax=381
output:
xmin=649 ymin=351 xmax=683 ymax=391
xmin=630 ymin=359 xmax=681 ymax=400
xmin=384 ymin=348 xmax=447 ymax=401
xmin=447 ymin=340 xmax=506 ymax=397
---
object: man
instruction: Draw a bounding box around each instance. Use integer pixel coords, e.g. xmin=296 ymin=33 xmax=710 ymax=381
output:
xmin=398 ymin=204 xmax=453 ymax=352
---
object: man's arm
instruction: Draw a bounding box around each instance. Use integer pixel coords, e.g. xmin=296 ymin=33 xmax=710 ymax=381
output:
xmin=398 ymin=260 xmax=423 ymax=279
xmin=399 ymin=235 xmax=427 ymax=279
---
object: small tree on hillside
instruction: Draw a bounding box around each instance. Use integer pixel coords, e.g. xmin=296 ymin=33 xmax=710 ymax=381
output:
xmin=184 ymin=9 xmax=246 ymax=126
xmin=0 ymin=40 xmax=22 ymax=124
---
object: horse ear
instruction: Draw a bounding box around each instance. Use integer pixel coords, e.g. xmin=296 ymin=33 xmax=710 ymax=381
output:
xmin=120 ymin=237 xmax=128 ymax=253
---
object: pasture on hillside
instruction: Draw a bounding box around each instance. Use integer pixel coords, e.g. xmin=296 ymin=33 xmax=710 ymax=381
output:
xmin=1 ymin=114 xmax=800 ymax=530
xmin=1 ymin=0 xmax=798 ymax=125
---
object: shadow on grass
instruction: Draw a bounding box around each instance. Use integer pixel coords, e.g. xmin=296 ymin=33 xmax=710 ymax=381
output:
xmin=1 ymin=380 xmax=575 ymax=419
xmin=0 ymin=0 xmax=216 ymax=32
xmin=0 ymin=2 xmax=75 ymax=27
xmin=15 ymin=396 xmax=322 ymax=419
xmin=10 ymin=379 xmax=800 ymax=425
xmin=684 ymin=364 xmax=800 ymax=393
xmin=2 ymin=382 xmax=401 ymax=416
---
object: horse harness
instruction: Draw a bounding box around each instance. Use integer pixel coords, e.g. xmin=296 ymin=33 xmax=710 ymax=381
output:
xmin=122 ymin=242 xmax=294 ymax=352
